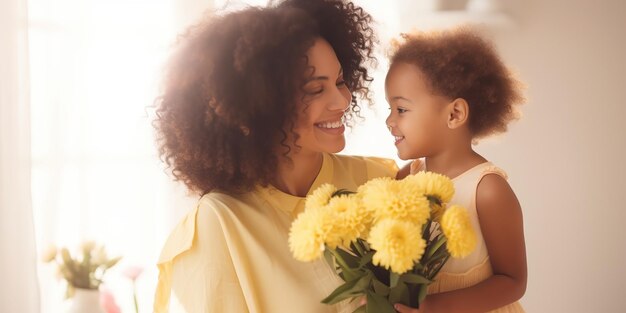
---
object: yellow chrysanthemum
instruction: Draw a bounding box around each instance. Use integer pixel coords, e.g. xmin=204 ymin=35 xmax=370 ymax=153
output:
xmin=367 ymin=219 xmax=426 ymax=274
xmin=405 ymin=171 xmax=455 ymax=205
xmin=289 ymin=208 xmax=334 ymax=262
xmin=358 ymin=177 xmax=430 ymax=227
xmin=441 ymin=205 xmax=477 ymax=258
xmin=356 ymin=177 xmax=393 ymax=199
xmin=305 ymin=183 xmax=337 ymax=211
xmin=325 ymin=194 xmax=372 ymax=247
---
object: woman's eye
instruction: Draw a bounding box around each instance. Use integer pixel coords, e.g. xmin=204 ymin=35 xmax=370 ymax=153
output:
xmin=397 ymin=108 xmax=408 ymax=114
xmin=305 ymin=87 xmax=323 ymax=95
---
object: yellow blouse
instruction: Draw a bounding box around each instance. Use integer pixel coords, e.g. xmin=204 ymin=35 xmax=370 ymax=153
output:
xmin=154 ymin=153 xmax=398 ymax=313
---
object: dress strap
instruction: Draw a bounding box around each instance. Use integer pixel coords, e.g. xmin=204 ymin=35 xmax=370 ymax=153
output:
xmin=479 ymin=165 xmax=508 ymax=180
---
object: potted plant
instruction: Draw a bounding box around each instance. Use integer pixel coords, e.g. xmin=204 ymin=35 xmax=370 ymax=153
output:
xmin=42 ymin=241 xmax=121 ymax=313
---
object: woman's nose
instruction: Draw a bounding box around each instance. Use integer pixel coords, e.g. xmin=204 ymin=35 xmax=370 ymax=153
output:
xmin=328 ymin=86 xmax=352 ymax=112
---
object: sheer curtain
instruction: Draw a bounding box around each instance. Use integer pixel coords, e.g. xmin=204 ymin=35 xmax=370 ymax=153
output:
xmin=0 ymin=0 xmax=40 ymax=311
xmin=29 ymin=0 xmax=212 ymax=312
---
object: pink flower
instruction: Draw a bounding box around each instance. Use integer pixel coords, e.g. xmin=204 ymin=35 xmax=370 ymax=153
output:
xmin=122 ymin=265 xmax=144 ymax=281
xmin=100 ymin=289 xmax=121 ymax=313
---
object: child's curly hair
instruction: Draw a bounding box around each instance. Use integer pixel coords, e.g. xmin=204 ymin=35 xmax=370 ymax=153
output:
xmin=389 ymin=27 xmax=525 ymax=139
xmin=154 ymin=0 xmax=375 ymax=196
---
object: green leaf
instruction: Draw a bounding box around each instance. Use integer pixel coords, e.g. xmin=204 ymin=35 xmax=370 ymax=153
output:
xmin=357 ymin=238 xmax=371 ymax=251
xmin=349 ymin=242 xmax=360 ymax=257
xmin=330 ymin=249 xmax=360 ymax=282
xmin=426 ymin=235 xmax=447 ymax=259
xmin=358 ymin=251 xmax=375 ymax=269
xmin=366 ymin=292 xmax=396 ymax=313
xmin=421 ymin=219 xmax=433 ymax=242
xmin=371 ymin=278 xmax=390 ymax=296
xmin=417 ymin=284 xmax=429 ymax=305
xmin=428 ymin=255 xmax=451 ymax=279
xmin=389 ymin=272 xmax=400 ymax=288
xmin=332 ymin=189 xmax=355 ymax=197
xmin=431 ymin=244 xmax=449 ymax=262
xmin=321 ymin=272 xmax=371 ymax=305
xmin=322 ymin=279 xmax=360 ymax=305
xmin=388 ymin=282 xmax=410 ymax=307
xmin=412 ymin=262 xmax=424 ymax=270
xmin=65 ymin=284 xmax=75 ymax=299
xmin=426 ymin=195 xmax=442 ymax=207
xmin=425 ymin=250 xmax=449 ymax=269
xmin=104 ymin=256 xmax=121 ymax=269
xmin=335 ymin=248 xmax=359 ymax=269
xmin=324 ymin=249 xmax=338 ymax=272
xmin=402 ymin=273 xmax=431 ymax=285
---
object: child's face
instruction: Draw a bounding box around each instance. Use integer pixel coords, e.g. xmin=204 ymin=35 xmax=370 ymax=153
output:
xmin=385 ymin=62 xmax=451 ymax=160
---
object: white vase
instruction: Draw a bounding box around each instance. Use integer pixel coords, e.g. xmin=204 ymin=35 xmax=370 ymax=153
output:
xmin=67 ymin=288 xmax=105 ymax=313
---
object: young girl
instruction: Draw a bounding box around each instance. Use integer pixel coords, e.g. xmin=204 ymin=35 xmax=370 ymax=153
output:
xmin=386 ymin=28 xmax=527 ymax=313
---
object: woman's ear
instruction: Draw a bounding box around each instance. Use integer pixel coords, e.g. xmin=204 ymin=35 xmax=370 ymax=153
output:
xmin=447 ymin=98 xmax=469 ymax=129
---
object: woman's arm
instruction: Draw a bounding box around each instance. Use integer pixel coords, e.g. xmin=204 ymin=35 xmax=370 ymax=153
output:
xmin=396 ymin=174 xmax=527 ymax=313
xmin=157 ymin=200 xmax=249 ymax=313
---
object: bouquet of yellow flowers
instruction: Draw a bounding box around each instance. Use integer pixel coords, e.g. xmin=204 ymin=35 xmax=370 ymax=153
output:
xmin=288 ymin=172 xmax=477 ymax=312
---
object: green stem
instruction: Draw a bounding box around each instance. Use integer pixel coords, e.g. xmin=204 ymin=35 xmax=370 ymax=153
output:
xmin=429 ymin=255 xmax=450 ymax=279
xmin=353 ymin=240 xmax=366 ymax=256
xmin=133 ymin=281 xmax=139 ymax=313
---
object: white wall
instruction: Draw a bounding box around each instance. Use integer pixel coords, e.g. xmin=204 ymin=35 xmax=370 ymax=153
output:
xmin=487 ymin=1 xmax=626 ymax=311
xmin=345 ymin=0 xmax=626 ymax=311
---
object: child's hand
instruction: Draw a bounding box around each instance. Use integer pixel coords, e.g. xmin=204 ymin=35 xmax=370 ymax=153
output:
xmin=394 ymin=303 xmax=421 ymax=312
xmin=394 ymin=298 xmax=437 ymax=313
xmin=359 ymin=297 xmax=430 ymax=313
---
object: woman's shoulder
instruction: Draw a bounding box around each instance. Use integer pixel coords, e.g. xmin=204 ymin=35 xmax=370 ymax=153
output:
xmin=156 ymin=191 xmax=245 ymax=265
xmin=330 ymin=154 xmax=399 ymax=181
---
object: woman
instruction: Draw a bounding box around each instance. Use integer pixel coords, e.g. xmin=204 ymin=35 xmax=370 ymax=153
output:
xmin=153 ymin=0 xmax=397 ymax=312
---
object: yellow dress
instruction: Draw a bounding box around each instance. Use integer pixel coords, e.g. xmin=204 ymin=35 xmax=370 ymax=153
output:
xmin=154 ymin=153 xmax=398 ymax=313
xmin=412 ymin=160 xmax=525 ymax=313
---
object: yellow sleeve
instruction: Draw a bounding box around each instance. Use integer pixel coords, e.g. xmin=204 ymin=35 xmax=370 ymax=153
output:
xmin=363 ymin=156 xmax=399 ymax=180
xmin=154 ymin=196 xmax=249 ymax=313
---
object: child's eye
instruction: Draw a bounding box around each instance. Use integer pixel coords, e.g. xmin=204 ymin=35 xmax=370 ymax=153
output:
xmin=397 ymin=108 xmax=408 ymax=114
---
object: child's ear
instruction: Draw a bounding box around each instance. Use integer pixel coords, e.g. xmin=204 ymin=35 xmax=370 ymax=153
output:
xmin=447 ymin=98 xmax=469 ymax=129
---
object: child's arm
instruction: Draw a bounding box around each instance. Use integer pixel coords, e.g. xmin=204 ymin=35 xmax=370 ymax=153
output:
xmin=396 ymin=174 xmax=527 ymax=313
xmin=396 ymin=159 xmax=423 ymax=180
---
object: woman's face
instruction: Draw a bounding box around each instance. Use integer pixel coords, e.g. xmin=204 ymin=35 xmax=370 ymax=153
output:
xmin=292 ymin=38 xmax=352 ymax=155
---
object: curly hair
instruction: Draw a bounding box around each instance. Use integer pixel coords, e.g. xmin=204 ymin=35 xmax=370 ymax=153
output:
xmin=154 ymin=0 xmax=375 ymax=196
xmin=389 ymin=27 xmax=525 ymax=139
